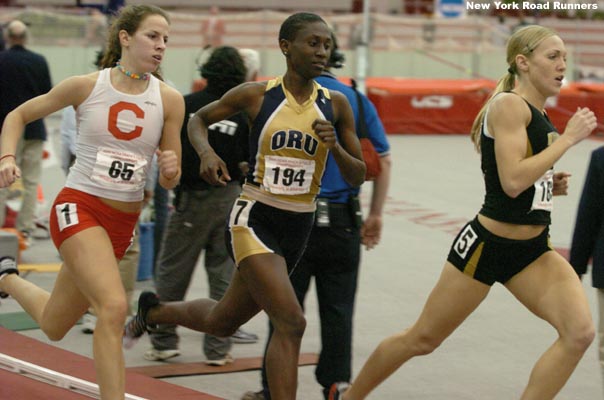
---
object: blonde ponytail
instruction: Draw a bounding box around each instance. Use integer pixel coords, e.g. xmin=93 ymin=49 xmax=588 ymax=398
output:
xmin=470 ymin=24 xmax=557 ymax=153
xmin=470 ymin=71 xmax=516 ymax=152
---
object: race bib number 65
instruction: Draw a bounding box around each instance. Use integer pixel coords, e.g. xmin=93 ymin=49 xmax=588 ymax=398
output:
xmin=91 ymin=147 xmax=147 ymax=192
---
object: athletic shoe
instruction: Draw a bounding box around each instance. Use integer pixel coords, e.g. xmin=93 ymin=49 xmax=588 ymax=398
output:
xmin=241 ymin=390 xmax=265 ymax=400
xmin=33 ymin=219 xmax=51 ymax=240
xmin=81 ymin=312 xmax=97 ymax=334
xmin=205 ymin=353 xmax=234 ymax=366
xmin=0 ymin=256 xmax=18 ymax=299
xmin=19 ymin=231 xmax=33 ymax=248
xmin=231 ymin=328 xmax=259 ymax=344
xmin=123 ymin=291 xmax=160 ymax=349
xmin=327 ymin=382 xmax=350 ymax=400
xmin=143 ymin=347 xmax=181 ymax=361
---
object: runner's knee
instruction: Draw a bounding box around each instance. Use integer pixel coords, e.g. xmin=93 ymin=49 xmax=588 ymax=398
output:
xmin=562 ymin=320 xmax=595 ymax=354
xmin=94 ymin=298 xmax=129 ymax=330
xmin=41 ymin=322 xmax=71 ymax=341
xmin=413 ymin=330 xmax=445 ymax=356
xmin=272 ymin=310 xmax=306 ymax=339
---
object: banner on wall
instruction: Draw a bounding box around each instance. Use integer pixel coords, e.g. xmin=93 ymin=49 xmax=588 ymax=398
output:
xmin=437 ymin=0 xmax=466 ymax=18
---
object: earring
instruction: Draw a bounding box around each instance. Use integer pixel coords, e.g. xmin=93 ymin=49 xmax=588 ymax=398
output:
xmin=283 ymin=51 xmax=288 ymax=56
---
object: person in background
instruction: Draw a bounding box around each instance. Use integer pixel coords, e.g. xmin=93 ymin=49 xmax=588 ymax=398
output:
xmin=151 ymin=166 xmax=169 ymax=277
xmin=239 ymin=48 xmax=261 ymax=82
xmin=492 ymin=15 xmax=511 ymax=47
xmin=329 ymin=24 xmax=597 ymax=400
xmin=512 ymin=12 xmax=531 ymax=33
xmin=242 ymin=30 xmax=391 ymax=400
xmin=0 ymin=20 xmax=52 ymax=246
xmin=0 ymin=24 xmax=6 ymax=51
xmin=569 ymin=146 xmax=604 ymax=392
xmin=0 ymin=5 xmax=184 ymax=399
xmin=201 ymin=6 xmax=225 ymax=48
xmin=59 ymin=105 xmax=77 ymax=176
xmin=147 ymin=45 xmax=258 ymax=365
xmin=122 ymin=12 xmax=365 ymax=400
xmin=103 ymin=0 xmax=126 ymax=19
xmin=85 ymin=8 xmax=108 ymax=48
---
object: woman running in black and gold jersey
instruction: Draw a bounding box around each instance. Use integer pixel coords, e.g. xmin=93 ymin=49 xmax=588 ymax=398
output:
xmin=329 ymin=24 xmax=598 ymax=400
xmin=123 ymin=12 xmax=365 ymax=400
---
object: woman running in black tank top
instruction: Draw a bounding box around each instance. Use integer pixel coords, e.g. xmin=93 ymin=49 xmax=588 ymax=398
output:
xmin=329 ymin=24 xmax=598 ymax=400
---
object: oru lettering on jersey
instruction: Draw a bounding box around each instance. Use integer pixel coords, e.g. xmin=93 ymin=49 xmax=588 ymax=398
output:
xmin=270 ymin=130 xmax=319 ymax=156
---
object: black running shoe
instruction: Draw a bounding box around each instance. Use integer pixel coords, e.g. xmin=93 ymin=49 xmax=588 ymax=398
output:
xmin=327 ymin=382 xmax=350 ymax=400
xmin=123 ymin=291 xmax=159 ymax=349
xmin=0 ymin=256 xmax=19 ymax=299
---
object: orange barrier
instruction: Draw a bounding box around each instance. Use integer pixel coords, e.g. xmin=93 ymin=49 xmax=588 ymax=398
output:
xmin=366 ymin=79 xmax=604 ymax=135
xmin=366 ymin=78 xmax=493 ymax=135
xmin=190 ymin=78 xmax=604 ymax=135
xmin=545 ymin=84 xmax=604 ymax=136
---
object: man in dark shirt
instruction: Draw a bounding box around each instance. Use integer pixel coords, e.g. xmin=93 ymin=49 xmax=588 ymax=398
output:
xmin=0 ymin=25 xmax=5 ymax=51
xmin=570 ymin=146 xmax=604 ymax=385
xmin=146 ymin=46 xmax=256 ymax=364
xmin=0 ymin=20 xmax=52 ymax=244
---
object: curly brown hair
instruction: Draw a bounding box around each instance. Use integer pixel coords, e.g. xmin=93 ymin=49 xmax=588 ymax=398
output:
xmin=99 ymin=4 xmax=170 ymax=80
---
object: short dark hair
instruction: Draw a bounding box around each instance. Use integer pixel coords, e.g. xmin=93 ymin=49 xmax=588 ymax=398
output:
xmin=200 ymin=46 xmax=246 ymax=96
xmin=279 ymin=12 xmax=326 ymax=42
xmin=328 ymin=31 xmax=345 ymax=69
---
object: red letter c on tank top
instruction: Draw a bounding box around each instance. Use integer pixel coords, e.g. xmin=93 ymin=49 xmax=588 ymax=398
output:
xmin=108 ymin=101 xmax=144 ymax=140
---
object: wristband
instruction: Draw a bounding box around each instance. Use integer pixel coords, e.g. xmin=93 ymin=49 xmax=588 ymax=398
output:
xmin=0 ymin=154 xmax=15 ymax=162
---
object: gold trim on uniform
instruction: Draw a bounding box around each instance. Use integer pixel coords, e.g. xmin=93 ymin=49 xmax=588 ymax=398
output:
xmin=231 ymin=225 xmax=274 ymax=265
xmin=463 ymin=241 xmax=484 ymax=278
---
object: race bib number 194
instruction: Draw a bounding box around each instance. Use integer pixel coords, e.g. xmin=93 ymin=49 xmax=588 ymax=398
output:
xmin=263 ymin=155 xmax=315 ymax=195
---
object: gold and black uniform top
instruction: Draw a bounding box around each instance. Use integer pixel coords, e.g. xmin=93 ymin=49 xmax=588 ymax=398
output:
xmin=480 ymin=96 xmax=559 ymax=225
xmin=242 ymin=76 xmax=333 ymax=213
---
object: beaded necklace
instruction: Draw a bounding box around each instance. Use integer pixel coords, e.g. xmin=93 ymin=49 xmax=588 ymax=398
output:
xmin=115 ymin=60 xmax=150 ymax=81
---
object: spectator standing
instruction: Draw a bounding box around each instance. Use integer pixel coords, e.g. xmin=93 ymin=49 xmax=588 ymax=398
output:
xmin=239 ymin=48 xmax=261 ymax=81
xmin=85 ymin=8 xmax=108 ymax=48
xmin=492 ymin=15 xmax=510 ymax=47
xmin=0 ymin=24 xmax=6 ymax=51
xmin=0 ymin=20 xmax=52 ymax=245
xmin=103 ymin=0 xmax=126 ymax=18
xmin=201 ymin=6 xmax=225 ymax=48
xmin=569 ymin=146 xmax=604 ymax=390
xmin=512 ymin=12 xmax=531 ymax=33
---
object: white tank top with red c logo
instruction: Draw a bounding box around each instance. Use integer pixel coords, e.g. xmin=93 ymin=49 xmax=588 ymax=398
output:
xmin=65 ymin=68 xmax=164 ymax=202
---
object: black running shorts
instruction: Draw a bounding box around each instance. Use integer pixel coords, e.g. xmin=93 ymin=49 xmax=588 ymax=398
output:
xmin=225 ymin=197 xmax=314 ymax=272
xmin=447 ymin=217 xmax=552 ymax=285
